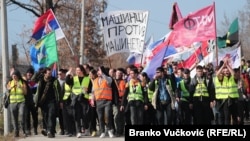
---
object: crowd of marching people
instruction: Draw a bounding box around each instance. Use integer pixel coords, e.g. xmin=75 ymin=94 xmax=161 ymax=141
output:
xmin=5 ymin=58 xmax=250 ymax=138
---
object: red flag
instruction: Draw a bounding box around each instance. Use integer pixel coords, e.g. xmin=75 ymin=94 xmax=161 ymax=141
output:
xmin=169 ymin=2 xmax=183 ymax=29
xmin=180 ymin=51 xmax=198 ymax=69
xmin=181 ymin=41 xmax=209 ymax=69
xmin=169 ymin=3 xmax=216 ymax=47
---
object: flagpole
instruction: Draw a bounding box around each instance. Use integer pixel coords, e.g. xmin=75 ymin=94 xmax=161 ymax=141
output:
xmin=191 ymin=45 xmax=199 ymax=70
xmin=140 ymin=41 xmax=147 ymax=67
xmin=162 ymin=39 xmax=170 ymax=67
xmin=140 ymin=35 xmax=152 ymax=67
xmin=1 ymin=0 xmax=11 ymax=135
xmin=63 ymin=37 xmax=75 ymax=55
xmin=108 ymin=57 xmax=112 ymax=68
xmin=213 ymin=2 xmax=219 ymax=67
xmin=140 ymin=45 xmax=146 ymax=67
xmin=50 ymin=9 xmax=75 ymax=56
xmin=139 ymin=54 xmax=143 ymax=67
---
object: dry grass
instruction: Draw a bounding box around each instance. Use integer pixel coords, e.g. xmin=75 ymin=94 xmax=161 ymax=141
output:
xmin=0 ymin=107 xmax=15 ymax=141
xmin=0 ymin=105 xmax=62 ymax=140
xmin=0 ymin=107 xmax=5 ymax=136
xmin=0 ymin=134 xmax=15 ymax=141
xmin=0 ymin=107 xmax=30 ymax=141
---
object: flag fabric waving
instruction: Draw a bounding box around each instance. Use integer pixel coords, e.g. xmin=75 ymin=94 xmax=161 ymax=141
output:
xmin=30 ymin=45 xmax=43 ymax=72
xmin=217 ymin=18 xmax=239 ymax=48
xmin=140 ymin=36 xmax=163 ymax=68
xmin=190 ymin=41 xmax=240 ymax=78
xmin=141 ymin=36 xmax=154 ymax=67
xmin=168 ymin=3 xmax=216 ymax=47
xmin=32 ymin=9 xmax=65 ymax=41
xmin=180 ymin=40 xmax=211 ymax=69
xmin=217 ymin=42 xmax=241 ymax=69
xmin=190 ymin=49 xmax=215 ymax=78
xmin=126 ymin=53 xmax=142 ymax=67
xmin=30 ymin=31 xmax=58 ymax=71
xmin=142 ymin=33 xmax=171 ymax=68
xmin=126 ymin=36 xmax=154 ymax=67
xmin=169 ymin=2 xmax=183 ymax=29
xmin=51 ymin=63 xmax=57 ymax=77
xmin=142 ymin=45 xmax=167 ymax=80
xmin=142 ymin=31 xmax=178 ymax=79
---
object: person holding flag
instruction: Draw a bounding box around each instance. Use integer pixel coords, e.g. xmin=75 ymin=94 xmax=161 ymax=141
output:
xmin=33 ymin=67 xmax=62 ymax=138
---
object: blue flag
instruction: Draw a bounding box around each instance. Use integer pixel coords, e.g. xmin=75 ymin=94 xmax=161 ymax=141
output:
xmin=30 ymin=31 xmax=58 ymax=72
xmin=143 ymin=46 xmax=167 ymax=80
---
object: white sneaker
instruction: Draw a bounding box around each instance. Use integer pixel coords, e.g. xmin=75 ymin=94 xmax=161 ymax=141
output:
xmin=99 ymin=133 xmax=105 ymax=138
xmin=108 ymin=130 xmax=114 ymax=138
xmin=77 ymin=132 xmax=82 ymax=138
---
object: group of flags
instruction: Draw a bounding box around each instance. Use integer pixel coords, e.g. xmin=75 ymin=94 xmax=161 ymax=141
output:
xmin=30 ymin=4 xmax=240 ymax=78
xmin=126 ymin=2 xmax=240 ymax=80
xmin=29 ymin=9 xmax=65 ymax=73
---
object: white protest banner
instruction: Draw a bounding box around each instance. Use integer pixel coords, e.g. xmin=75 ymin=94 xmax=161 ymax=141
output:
xmin=100 ymin=10 xmax=149 ymax=56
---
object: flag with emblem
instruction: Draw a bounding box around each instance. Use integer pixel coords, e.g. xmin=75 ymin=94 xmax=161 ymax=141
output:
xmin=30 ymin=31 xmax=58 ymax=71
xmin=217 ymin=18 xmax=239 ymax=48
xmin=167 ymin=3 xmax=216 ymax=47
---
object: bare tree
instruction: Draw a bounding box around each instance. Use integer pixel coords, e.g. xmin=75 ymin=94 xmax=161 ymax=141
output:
xmin=8 ymin=0 xmax=112 ymax=69
xmin=238 ymin=0 xmax=250 ymax=59
xmin=218 ymin=0 xmax=250 ymax=60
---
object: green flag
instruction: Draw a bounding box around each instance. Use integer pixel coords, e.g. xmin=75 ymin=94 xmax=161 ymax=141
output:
xmin=217 ymin=18 xmax=239 ymax=48
xmin=35 ymin=31 xmax=58 ymax=67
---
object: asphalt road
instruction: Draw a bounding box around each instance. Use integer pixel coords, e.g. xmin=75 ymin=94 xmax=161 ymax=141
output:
xmin=13 ymin=120 xmax=250 ymax=141
xmin=17 ymin=134 xmax=124 ymax=141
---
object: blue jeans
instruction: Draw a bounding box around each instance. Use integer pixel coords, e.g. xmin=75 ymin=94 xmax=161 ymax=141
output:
xmin=128 ymin=100 xmax=144 ymax=125
xmin=9 ymin=101 xmax=26 ymax=133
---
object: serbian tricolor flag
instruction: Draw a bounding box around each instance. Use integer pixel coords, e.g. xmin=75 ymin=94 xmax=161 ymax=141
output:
xmin=142 ymin=32 xmax=177 ymax=79
xmin=31 ymin=9 xmax=65 ymax=41
xmin=179 ymin=41 xmax=209 ymax=69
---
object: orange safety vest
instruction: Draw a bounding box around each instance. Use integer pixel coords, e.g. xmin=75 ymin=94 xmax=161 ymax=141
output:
xmin=115 ymin=79 xmax=126 ymax=97
xmin=93 ymin=78 xmax=112 ymax=100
